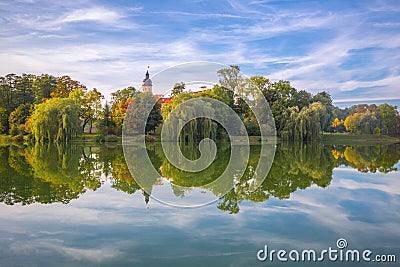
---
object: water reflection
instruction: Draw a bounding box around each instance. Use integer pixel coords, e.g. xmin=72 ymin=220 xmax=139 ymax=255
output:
xmin=0 ymin=142 xmax=398 ymax=210
xmin=218 ymin=143 xmax=337 ymax=213
xmin=331 ymin=145 xmax=400 ymax=173
xmin=0 ymin=144 xmax=101 ymax=205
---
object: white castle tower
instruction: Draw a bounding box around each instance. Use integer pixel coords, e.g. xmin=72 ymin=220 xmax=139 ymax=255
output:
xmin=142 ymin=67 xmax=153 ymax=93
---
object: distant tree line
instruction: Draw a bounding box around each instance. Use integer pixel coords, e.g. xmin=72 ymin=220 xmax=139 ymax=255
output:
xmin=1 ymin=68 xmax=399 ymax=143
xmin=334 ymin=103 xmax=399 ymax=135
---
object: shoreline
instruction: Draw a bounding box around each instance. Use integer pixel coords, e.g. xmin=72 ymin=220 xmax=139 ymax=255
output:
xmin=321 ymin=133 xmax=400 ymax=145
xmin=1 ymin=133 xmax=399 ymax=146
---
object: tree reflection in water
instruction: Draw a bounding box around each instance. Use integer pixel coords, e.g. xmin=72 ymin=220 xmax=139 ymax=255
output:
xmin=0 ymin=142 xmax=398 ymax=213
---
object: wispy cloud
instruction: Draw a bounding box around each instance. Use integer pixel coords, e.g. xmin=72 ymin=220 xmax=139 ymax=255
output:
xmin=150 ymin=10 xmax=245 ymax=19
xmin=62 ymin=7 xmax=124 ymax=23
xmin=0 ymin=0 xmax=399 ymax=103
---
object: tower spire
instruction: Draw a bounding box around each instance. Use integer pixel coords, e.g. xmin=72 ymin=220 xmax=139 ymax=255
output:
xmin=142 ymin=66 xmax=153 ymax=93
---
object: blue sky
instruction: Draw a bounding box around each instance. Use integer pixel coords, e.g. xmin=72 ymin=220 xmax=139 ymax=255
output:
xmin=1 ymin=0 xmax=399 ymax=104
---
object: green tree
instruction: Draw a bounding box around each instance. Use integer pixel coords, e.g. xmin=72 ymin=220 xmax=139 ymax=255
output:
xmin=268 ymin=81 xmax=299 ymax=134
xmin=243 ymin=75 xmax=270 ymax=99
xmin=162 ymin=92 xmax=219 ymax=143
xmin=83 ymin=88 xmax=104 ymax=133
xmin=311 ymin=91 xmax=334 ymax=131
xmin=333 ymin=106 xmax=352 ymax=121
xmin=359 ymin=111 xmax=380 ymax=134
xmin=30 ymin=98 xmax=81 ymax=142
xmin=0 ymin=73 xmax=37 ymax=132
xmin=296 ymin=90 xmax=313 ymax=110
xmin=214 ymin=68 xmax=335 ymax=140
xmin=111 ymin=86 xmax=137 ymax=104
xmin=144 ymin=95 xmax=163 ymax=134
xmin=32 ymin=74 xmax=57 ymax=103
xmin=0 ymin=108 xmax=7 ymax=134
xmin=51 ymin=75 xmax=87 ymax=98
xmin=97 ymin=101 xmax=115 ymax=135
xmin=211 ymin=84 xmax=235 ymax=107
xmin=124 ymin=92 xmax=162 ymax=135
xmin=171 ymin=82 xmax=185 ymax=97
xmin=0 ymin=74 xmax=17 ymax=113
xmin=311 ymin=91 xmax=332 ymax=106
xmin=69 ymin=88 xmax=104 ymax=133
xmin=217 ymin=65 xmax=243 ymax=94
xmin=377 ymin=104 xmax=398 ymax=134
xmin=342 ymin=103 xmax=399 ymax=135
xmin=16 ymin=74 xmax=35 ymax=104
xmin=389 ymin=115 xmax=400 ymax=134
xmin=280 ymin=102 xmax=326 ymax=141
xmin=0 ymin=74 xmax=18 ymax=131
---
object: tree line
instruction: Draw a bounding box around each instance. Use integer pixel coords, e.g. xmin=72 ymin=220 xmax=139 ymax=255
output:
xmin=162 ymin=66 xmax=337 ymax=142
xmin=0 ymin=74 xmax=104 ymax=141
xmin=166 ymin=65 xmax=400 ymax=141
xmin=1 ymin=67 xmax=399 ymax=142
xmin=332 ymin=103 xmax=400 ymax=135
xmin=0 ymin=73 xmax=161 ymax=142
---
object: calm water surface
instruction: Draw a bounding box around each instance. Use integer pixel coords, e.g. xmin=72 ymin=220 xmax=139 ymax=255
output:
xmin=0 ymin=142 xmax=399 ymax=266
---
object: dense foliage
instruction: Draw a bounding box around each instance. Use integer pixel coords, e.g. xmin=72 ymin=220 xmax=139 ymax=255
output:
xmin=0 ymin=74 xmax=106 ymax=141
xmin=162 ymin=66 xmax=336 ymax=141
xmin=343 ymin=104 xmax=400 ymax=135
xmin=30 ymin=98 xmax=81 ymax=142
xmin=0 ymin=68 xmax=399 ymax=142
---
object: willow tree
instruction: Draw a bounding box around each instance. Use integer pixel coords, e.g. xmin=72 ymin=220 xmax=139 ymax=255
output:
xmin=30 ymin=98 xmax=81 ymax=142
xmin=162 ymin=92 xmax=218 ymax=143
xmin=281 ymin=102 xmax=326 ymax=141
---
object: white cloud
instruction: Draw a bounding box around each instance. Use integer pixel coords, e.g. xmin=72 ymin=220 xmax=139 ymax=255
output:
xmin=62 ymin=7 xmax=123 ymax=23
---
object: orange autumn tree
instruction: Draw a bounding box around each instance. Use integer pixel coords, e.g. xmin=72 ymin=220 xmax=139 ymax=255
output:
xmin=111 ymin=86 xmax=137 ymax=133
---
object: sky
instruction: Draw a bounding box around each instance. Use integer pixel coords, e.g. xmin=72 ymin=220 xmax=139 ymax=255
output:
xmin=0 ymin=0 xmax=399 ymax=105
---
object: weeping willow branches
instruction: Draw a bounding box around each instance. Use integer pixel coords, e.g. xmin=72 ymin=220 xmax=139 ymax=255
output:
xmin=30 ymin=98 xmax=81 ymax=142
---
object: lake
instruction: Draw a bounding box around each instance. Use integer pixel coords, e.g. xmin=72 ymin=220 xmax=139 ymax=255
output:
xmin=0 ymin=142 xmax=399 ymax=266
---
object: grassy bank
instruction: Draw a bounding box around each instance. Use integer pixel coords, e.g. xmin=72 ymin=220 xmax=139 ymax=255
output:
xmin=322 ymin=133 xmax=400 ymax=145
xmin=72 ymin=134 xmax=122 ymax=145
